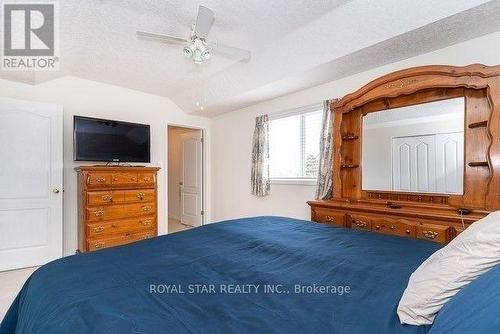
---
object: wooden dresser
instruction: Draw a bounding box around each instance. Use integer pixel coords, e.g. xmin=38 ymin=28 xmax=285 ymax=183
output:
xmin=308 ymin=64 xmax=500 ymax=244
xmin=76 ymin=166 xmax=160 ymax=252
xmin=308 ymin=199 xmax=487 ymax=244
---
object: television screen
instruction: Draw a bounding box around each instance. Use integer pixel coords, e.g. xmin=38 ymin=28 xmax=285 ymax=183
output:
xmin=74 ymin=116 xmax=150 ymax=162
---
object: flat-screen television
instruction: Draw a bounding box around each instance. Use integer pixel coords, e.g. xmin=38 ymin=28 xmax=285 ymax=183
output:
xmin=74 ymin=116 xmax=150 ymax=162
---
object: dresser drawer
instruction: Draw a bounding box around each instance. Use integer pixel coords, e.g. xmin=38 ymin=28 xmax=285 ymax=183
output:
xmin=87 ymin=189 xmax=155 ymax=205
xmin=87 ymin=173 xmax=112 ymax=187
xmin=416 ymin=223 xmax=451 ymax=243
xmin=86 ymin=203 xmax=156 ymax=222
xmin=111 ymin=172 xmax=138 ymax=186
xmin=349 ymin=215 xmax=372 ymax=231
xmin=313 ymin=208 xmax=345 ymax=226
xmin=87 ymin=217 xmax=156 ymax=238
xmin=122 ymin=189 xmax=155 ymax=203
xmin=372 ymin=217 xmax=416 ymax=237
xmin=138 ymin=173 xmax=155 ymax=185
xmin=87 ymin=191 xmax=114 ymax=205
xmin=87 ymin=230 xmax=156 ymax=251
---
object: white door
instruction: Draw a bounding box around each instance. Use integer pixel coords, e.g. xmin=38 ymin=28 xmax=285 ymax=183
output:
xmin=392 ymin=132 xmax=463 ymax=194
xmin=392 ymin=135 xmax=436 ymax=193
xmin=0 ymin=98 xmax=63 ymax=271
xmin=435 ymin=132 xmax=464 ymax=194
xmin=180 ymin=131 xmax=203 ymax=227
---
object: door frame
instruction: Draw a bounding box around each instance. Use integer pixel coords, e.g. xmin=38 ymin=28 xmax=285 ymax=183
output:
xmin=166 ymin=123 xmax=207 ymax=230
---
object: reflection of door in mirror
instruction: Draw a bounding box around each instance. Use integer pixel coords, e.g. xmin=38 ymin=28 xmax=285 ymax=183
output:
xmin=391 ymin=132 xmax=463 ymax=193
xmin=362 ymin=97 xmax=464 ymax=195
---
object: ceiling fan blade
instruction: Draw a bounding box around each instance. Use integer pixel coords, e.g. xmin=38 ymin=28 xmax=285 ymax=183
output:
xmin=136 ymin=31 xmax=189 ymax=44
xmin=194 ymin=5 xmax=215 ymax=39
xmin=209 ymin=42 xmax=251 ymax=61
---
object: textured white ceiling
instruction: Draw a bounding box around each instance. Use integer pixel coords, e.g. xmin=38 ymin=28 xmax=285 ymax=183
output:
xmin=1 ymin=0 xmax=499 ymax=116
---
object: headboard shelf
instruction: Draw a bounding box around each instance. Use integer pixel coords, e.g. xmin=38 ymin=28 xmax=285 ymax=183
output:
xmin=468 ymin=161 xmax=489 ymax=167
xmin=468 ymin=120 xmax=488 ymax=128
xmin=341 ymin=134 xmax=359 ymax=140
xmin=341 ymin=164 xmax=359 ymax=169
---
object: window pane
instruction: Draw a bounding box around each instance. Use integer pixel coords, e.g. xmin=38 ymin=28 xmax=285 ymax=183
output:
xmin=269 ymin=107 xmax=323 ymax=180
xmin=269 ymin=115 xmax=301 ymax=178
xmin=304 ymin=111 xmax=322 ymax=178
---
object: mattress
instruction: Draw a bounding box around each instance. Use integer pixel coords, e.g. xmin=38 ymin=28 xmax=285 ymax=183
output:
xmin=0 ymin=216 xmax=441 ymax=333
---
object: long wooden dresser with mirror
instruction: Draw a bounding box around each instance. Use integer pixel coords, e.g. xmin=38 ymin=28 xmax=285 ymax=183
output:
xmin=308 ymin=64 xmax=500 ymax=244
xmin=77 ymin=166 xmax=160 ymax=252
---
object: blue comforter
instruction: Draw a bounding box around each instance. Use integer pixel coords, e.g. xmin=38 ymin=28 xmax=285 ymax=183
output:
xmin=1 ymin=216 xmax=441 ymax=334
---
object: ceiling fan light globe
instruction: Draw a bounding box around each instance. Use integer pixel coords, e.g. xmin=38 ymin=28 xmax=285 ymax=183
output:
xmin=192 ymin=49 xmax=203 ymax=64
xmin=202 ymin=49 xmax=211 ymax=60
xmin=183 ymin=45 xmax=193 ymax=58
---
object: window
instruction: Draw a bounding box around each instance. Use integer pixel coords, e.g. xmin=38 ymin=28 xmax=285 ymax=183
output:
xmin=269 ymin=105 xmax=323 ymax=183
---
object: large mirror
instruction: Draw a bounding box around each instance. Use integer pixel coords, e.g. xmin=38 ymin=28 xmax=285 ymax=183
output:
xmin=362 ymin=98 xmax=465 ymax=195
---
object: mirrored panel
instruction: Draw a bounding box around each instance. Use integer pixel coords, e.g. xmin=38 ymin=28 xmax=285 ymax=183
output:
xmin=362 ymin=97 xmax=465 ymax=194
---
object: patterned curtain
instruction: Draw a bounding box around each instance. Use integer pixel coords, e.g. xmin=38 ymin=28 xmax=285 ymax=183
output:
xmin=251 ymin=115 xmax=270 ymax=197
xmin=315 ymin=100 xmax=335 ymax=200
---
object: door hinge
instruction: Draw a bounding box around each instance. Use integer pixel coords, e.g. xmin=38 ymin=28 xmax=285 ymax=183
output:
xmin=201 ymin=210 xmax=204 ymax=215
xmin=201 ymin=137 xmax=204 ymax=143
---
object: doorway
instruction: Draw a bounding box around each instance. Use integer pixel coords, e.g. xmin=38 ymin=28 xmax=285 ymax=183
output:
xmin=167 ymin=125 xmax=205 ymax=233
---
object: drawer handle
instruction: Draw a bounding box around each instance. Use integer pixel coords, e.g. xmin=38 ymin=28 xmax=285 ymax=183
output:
xmin=423 ymin=230 xmax=439 ymax=239
xmin=387 ymin=201 xmax=402 ymax=209
xmin=94 ymin=210 xmax=105 ymax=217
xmin=354 ymin=220 xmax=367 ymax=228
xmin=93 ymin=226 xmax=105 ymax=233
xmin=142 ymin=206 xmax=152 ymax=212
xmin=97 ymin=177 xmax=106 ymax=183
xmin=101 ymin=194 xmax=113 ymax=202
xmin=375 ymin=225 xmax=380 ymax=230
xmin=94 ymin=242 xmax=105 ymax=249
xmin=141 ymin=220 xmax=152 ymax=226
xmin=113 ymin=177 xmax=118 ymax=181
xmin=390 ymin=225 xmax=396 ymax=230
xmin=131 ymin=177 xmax=137 ymax=181
xmin=406 ymin=229 xmax=411 ymax=234
xmin=137 ymin=192 xmax=145 ymax=200
xmin=325 ymin=215 xmax=335 ymax=223
xmin=143 ymin=177 xmax=151 ymax=182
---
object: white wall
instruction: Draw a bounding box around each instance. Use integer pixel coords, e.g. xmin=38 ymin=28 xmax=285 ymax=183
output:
xmin=0 ymin=76 xmax=211 ymax=255
xmin=211 ymin=31 xmax=500 ymax=222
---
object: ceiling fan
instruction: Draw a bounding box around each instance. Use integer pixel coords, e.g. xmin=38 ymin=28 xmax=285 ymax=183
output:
xmin=137 ymin=5 xmax=251 ymax=64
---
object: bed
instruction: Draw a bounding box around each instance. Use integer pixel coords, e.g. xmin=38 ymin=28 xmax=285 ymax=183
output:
xmin=0 ymin=216 xmax=441 ymax=333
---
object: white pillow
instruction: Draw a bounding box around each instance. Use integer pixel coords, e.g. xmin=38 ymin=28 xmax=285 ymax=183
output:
xmin=397 ymin=211 xmax=500 ymax=325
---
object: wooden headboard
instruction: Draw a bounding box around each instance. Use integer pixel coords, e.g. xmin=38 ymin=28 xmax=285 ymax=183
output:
xmin=308 ymin=64 xmax=500 ymax=243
